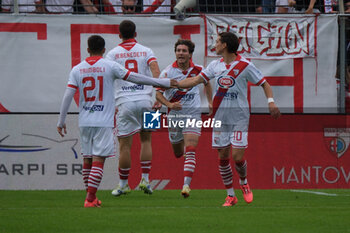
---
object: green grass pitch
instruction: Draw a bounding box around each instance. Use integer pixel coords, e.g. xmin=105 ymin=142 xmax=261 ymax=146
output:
xmin=0 ymin=189 xmax=349 ymax=233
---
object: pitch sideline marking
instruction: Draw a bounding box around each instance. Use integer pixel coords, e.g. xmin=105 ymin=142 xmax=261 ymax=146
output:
xmin=290 ymin=189 xmax=340 ymax=196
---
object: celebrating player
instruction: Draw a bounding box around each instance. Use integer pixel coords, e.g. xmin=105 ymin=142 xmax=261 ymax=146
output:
xmin=106 ymin=20 xmax=161 ymax=196
xmin=156 ymin=39 xmax=212 ymax=198
xmin=176 ymin=32 xmax=281 ymax=206
xmin=57 ymin=35 xmax=175 ymax=208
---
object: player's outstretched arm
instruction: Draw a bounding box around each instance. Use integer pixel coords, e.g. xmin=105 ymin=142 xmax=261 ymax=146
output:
xmin=178 ymin=75 xmax=204 ymax=88
xmin=261 ymin=82 xmax=281 ymax=119
xmin=127 ymin=72 xmax=175 ymax=88
xmin=156 ymin=91 xmax=182 ymax=111
xmin=204 ymin=81 xmax=213 ymax=115
xmin=57 ymin=87 xmax=75 ymax=137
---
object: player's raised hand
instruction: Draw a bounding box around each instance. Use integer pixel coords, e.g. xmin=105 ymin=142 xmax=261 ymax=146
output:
xmin=207 ymin=102 xmax=213 ymax=116
xmin=269 ymin=103 xmax=281 ymax=119
xmin=170 ymin=79 xmax=178 ymax=88
xmin=169 ymin=101 xmax=182 ymax=111
xmin=57 ymin=124 xmax=67 ymax=137
xmin=152 ymin=101 xmax=162 ymax=110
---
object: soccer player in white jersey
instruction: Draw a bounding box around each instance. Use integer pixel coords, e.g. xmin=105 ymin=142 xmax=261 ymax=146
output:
xmin=57 ymin=35 xmax=174 ymax=208
xmin=106 ymin=20 xmax=161 ymax=196
xmin=177 ymin=32 xmax=281 ymax=207
xmin=156 ymin=39 xmax=212 ymax=198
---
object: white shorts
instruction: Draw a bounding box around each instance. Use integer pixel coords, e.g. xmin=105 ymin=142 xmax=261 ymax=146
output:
xmin=116 ymin=100 xmax=153 ymax=137
xmin=79 ymin=127 xmax=115 ymax=158
xmin=212 ymin=123 xmax=248 ymax=149
xmin=167 ymin=114 xmax=201 ymax=144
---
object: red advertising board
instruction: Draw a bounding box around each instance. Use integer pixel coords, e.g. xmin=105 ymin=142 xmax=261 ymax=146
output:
xmin=127 ymin=115 xmax=350 ymax=190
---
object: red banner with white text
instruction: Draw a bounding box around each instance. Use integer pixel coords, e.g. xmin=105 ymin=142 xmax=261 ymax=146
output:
xmin=127 ymin=114 xmax=350 ymax=190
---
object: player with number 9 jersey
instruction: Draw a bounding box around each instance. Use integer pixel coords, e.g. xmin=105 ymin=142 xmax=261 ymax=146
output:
xmin=107 ymin=20 xmax=162 ymax=197
xmin=106 ymin=34 xmax=157 ymax=107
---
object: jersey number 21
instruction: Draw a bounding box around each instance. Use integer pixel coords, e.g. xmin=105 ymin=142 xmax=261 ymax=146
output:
xmin=82 ymin=76 xmax=103 ymax=102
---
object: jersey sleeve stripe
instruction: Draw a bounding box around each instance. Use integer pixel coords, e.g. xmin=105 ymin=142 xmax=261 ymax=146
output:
xmin=67 ymin=84 xmax=78 ymax=89
xmin=147 ymin=57 xmax=157 ymax=65
xmin=156 ymin=87 xmax=165 ymax=93
xmin=200 ymin=72 xmax=209 ymax=83
xmin=123 ymin=70 xmax=131 ymax=80
xmin=256 ymin=78 xmax=266 ymax=86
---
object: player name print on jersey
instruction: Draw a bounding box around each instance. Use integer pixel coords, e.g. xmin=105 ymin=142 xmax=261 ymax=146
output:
xmin=80 ymin=67 xmax=106 ymax=74
xmin=114 ymin=52 xmax=147 ymax=59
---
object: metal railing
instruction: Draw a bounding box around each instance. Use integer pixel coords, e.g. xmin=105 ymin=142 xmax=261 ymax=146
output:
xmin=0 ymin=0 xmax=346 ymax=15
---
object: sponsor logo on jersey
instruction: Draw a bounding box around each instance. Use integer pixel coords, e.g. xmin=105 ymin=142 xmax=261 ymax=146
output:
xmin=172 ymin=93 xmax=195 ymax=101
xmin=121 ymin=84 xmax=144 ymax=91
xmin=83 ymin=105 xmax=104 ymax=113
xmin=143 ymin=110 xmax=161 ymax=129
xmin=218 ymin=75 xmax=235 ymax=88
xmin=215 ymin=91 xmax=239 ymax=99
xmin=324 ymin=128 xmax=350 ymax=158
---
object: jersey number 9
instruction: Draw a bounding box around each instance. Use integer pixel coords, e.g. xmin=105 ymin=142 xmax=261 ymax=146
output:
xmin=125 ymin=59 xmax=138 ymax=73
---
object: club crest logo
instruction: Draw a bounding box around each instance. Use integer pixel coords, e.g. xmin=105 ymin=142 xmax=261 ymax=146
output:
xmin=324 ymin=128 xmax=350 ymax=158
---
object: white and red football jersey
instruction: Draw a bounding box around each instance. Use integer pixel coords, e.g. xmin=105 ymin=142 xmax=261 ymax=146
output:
xmin=68 ymin=56 xmax=130 ymax=127
xmin=159 ymin=61 xmax=203 ymax=115
xmin=200 ymin=54 xmax=265 ymax=124
xmin=106 ymin=39 xmax=157 ymax=106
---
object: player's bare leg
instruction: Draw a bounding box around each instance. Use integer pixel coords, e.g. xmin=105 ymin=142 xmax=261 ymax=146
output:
xmin=119 ymin=135 xmax=133 ymax=173
xmin=218 ymin=147 xmax=237 ymax=206
xmin=140 ymin=131 xmax=152 ymax=167
xmin=232 ymin=148 xmax=253 ymax=203
xmin=138 ymin=131 xmax=153 ymax=194
xmin=181 ymin=134 xmax=199 ymax=198
xmin=111 ymin=136 xmax=132 ymax=196
xmin=85 ymin=156 xmax=105 ymax=207
xmin=171 ymin=140 xmax=184 ymax=158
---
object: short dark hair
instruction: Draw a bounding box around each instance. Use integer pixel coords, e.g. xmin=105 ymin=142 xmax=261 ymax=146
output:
xmin=119 ymin=20 xmax=136 ymax=39
xmin=174 ymin=39 xmax=195 ymax=54
xmin=218 ymin=32 xmax=239 ymax=54
xmin=88 ymin=35 xmax=105 ymax=54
